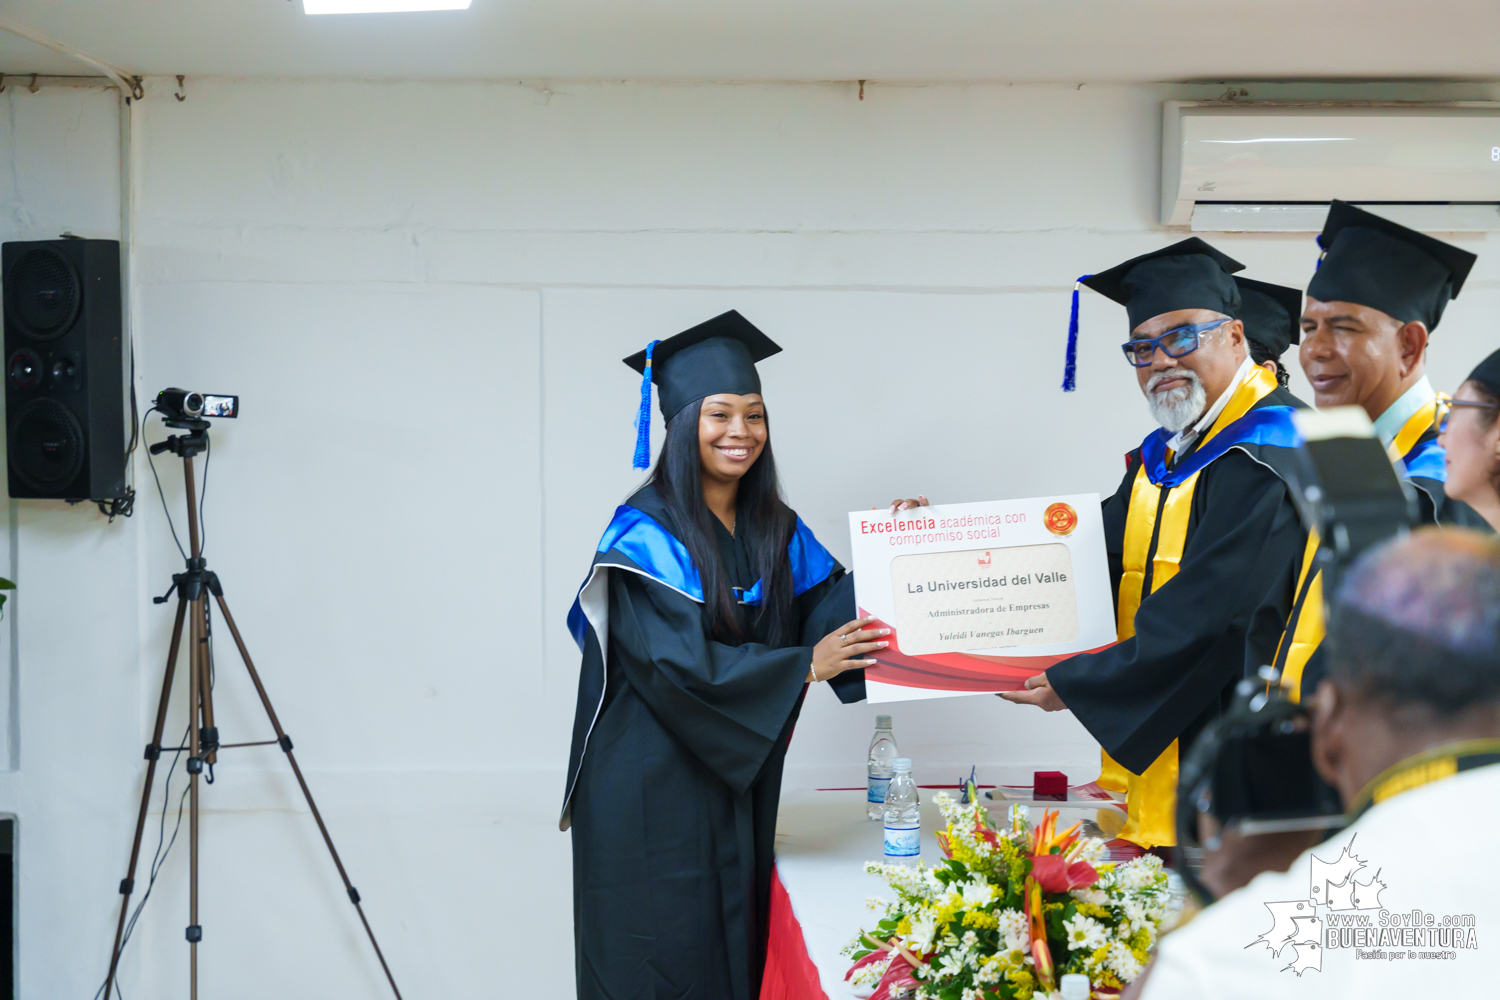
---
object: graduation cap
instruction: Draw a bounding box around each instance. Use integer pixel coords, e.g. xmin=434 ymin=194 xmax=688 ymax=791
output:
xmin=1063 ymin=237 xmax=1244 ymax=391
xmin=1466 ymin=348 xmax=1500 ymax=398
xmin=622 ymin=310 xmax=781 ymax=468
xmin=1234 ymin=276 xmax=1302 ymax=363
xmin=1305 ymin=200 xmax=1478 ymax=331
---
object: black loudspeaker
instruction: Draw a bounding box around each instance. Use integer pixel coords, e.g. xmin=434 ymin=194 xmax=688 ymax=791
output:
xmin=2 ymin=239 xmax=126 ymax=500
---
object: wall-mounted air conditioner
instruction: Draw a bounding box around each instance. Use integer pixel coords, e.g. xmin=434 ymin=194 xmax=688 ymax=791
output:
xmin=1162 ymin=101 xmax=1500 ymax=232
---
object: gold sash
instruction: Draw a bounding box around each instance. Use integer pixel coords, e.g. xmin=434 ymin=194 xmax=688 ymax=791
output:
xmin=1384 ymin=395 xmax=1445 ymax=465
xmin=1099 ymin=366 xmax=1278 ymax=848
xmin=1274 ymin=529 xmax=1323 ymax=703
xmin=1277 ymin=399 xmax=1443 ymax=702
xmin=1346 ymin=738 xmax=1500 ymax=821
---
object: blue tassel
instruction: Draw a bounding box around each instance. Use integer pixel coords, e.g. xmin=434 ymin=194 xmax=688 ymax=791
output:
xmin=632 ymin=339 xmax=661 ymax=469
xmin=1061 ymin=274 xmax=1091 ymax=393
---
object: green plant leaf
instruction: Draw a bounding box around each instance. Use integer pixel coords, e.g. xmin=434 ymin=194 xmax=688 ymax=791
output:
xmin=0 ymin=578 xmax=15 ymax=589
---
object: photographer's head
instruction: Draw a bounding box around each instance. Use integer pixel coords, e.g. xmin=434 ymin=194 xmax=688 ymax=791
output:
xmin=1310 ymin=529 xmax=1500 ymax=807
xmin=1438 ymin=348 xmax=1500 ymax=533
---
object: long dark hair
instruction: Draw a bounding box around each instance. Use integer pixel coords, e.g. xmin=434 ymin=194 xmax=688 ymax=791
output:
xmin=650 ymin=397 xmax=798 ymax=647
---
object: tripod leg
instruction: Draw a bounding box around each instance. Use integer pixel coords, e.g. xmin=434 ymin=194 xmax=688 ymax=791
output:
xmin=195 ymin=596 xmax=218 ymax=765
xmin=188 ymin=589 xmax=203 ymax=1000
xmin=212 ymin=592 xmax=404 ymax=1000
xmin=104 ymin=596 xmax=188 ymax=1000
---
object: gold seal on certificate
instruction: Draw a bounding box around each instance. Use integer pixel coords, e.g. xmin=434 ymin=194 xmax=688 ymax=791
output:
xmin=847 ymin=496 xmax=1116 ymax=703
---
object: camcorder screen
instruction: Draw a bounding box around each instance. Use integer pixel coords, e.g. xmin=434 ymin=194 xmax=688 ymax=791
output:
xmin=202 ymin=395 xmax=238 ymax=418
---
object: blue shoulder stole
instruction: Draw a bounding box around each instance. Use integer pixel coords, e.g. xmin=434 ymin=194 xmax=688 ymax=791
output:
xmin=1136 ymin=405 xmax=1301 ymax=488
xmin=567 ymin=505 xmax=837 ymax=650
xmin=1400 ymin=435 xmax=1447 ymax=482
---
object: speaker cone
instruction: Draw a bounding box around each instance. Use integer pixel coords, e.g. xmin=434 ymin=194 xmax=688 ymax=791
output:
xmin=7 ymin=348 xmax=42 ymax=389
xmin=4 ymin=246 xmax=82 ymax=341
xmin=9 ymin=398 xmax=85 ymax=493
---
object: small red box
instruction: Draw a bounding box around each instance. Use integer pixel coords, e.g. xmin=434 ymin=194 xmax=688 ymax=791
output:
xmin=1034 ymin=771 xmax=1068 ymax=801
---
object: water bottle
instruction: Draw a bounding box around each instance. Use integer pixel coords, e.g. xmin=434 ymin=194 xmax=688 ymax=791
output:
xmin=883 ymin=758 xmax=921 ymax=867
xmin=866 ymin=715 xmax=898 ymax=820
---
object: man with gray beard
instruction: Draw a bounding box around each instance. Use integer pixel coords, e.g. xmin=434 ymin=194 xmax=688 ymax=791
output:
xmin=1001 ymin=239 xmax=1310 ymax=851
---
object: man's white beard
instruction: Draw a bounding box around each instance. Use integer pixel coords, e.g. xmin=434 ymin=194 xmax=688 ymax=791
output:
xmin=1145 ymin=368 xmax=1207 ymax=433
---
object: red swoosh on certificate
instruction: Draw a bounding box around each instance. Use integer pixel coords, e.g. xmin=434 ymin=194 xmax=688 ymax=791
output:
xmin=858 ymin=608 xmax=1116 ymax=692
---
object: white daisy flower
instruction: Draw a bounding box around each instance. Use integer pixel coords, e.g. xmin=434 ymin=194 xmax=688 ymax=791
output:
xmin=905 ymin=913 xmax=939 ymax=953
xmin=1063 ymin=913 xmax=1109 ymax=952
xmin=1106 ymin=939 xmax=1143 ymax=981
xmin=960 ymin=878 xmax=995 ymax=908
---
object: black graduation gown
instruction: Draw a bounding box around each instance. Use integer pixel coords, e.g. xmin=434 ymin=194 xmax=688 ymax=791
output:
xmin=568 ymin=490 xmax=845 ymax=1000
xmin=1047 ymin=389 xmax=1308 ymax=775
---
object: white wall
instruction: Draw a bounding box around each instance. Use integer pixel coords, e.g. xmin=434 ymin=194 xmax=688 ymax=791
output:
xmin=2 ymin=76 xmax=1498 ymax=999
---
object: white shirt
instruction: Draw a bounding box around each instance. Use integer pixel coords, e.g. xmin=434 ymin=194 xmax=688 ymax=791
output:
xmin=1165 ymin=355 xmax=1256 ymax=456
xmin=1142 ymin=762 xmax=1500 ymax=999
xmin=1372 ymin=375 xmax=1436 ymax=451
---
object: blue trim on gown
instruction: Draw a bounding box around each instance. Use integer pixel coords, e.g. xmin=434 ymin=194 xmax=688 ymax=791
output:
xmin=568 ymin=506 xmax=838 ymax=651
xmin=1137 ymin=405 xmax=1301 ymax=487
xmin=1401 ymin=435 xmax=1447 ymax=482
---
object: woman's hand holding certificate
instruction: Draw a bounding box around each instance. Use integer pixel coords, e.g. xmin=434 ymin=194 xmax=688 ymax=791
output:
xmin=808 ymin=617 xmax=888 ymax=683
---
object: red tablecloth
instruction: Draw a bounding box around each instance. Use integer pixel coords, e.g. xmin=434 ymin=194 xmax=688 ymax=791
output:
xmin=760 ymin=865 xmax=830 ymax=1000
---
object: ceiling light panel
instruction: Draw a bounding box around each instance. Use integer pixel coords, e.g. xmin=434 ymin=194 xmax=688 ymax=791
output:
xmin=304 ymin=0 xmax=472 ymax=14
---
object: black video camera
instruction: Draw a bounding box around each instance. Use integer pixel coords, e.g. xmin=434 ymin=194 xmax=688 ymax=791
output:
xmin=156 ymin=389 xmax=239 ymax=423
xmin=1177 ymin=407 xmax=1417 ymax=899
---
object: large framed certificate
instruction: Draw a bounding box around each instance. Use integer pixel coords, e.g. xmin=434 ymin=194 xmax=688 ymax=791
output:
xmin=848 ymin=496 xmax=1117 ymax=703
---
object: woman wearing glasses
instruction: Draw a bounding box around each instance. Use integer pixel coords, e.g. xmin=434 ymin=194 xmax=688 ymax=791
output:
xmin=1438 ymin=349 xmax=1500 ymax=533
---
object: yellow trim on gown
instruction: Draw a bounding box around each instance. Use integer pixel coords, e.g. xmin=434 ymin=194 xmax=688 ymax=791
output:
xmin=1099 ymin=366 xmax=1278 ymax=848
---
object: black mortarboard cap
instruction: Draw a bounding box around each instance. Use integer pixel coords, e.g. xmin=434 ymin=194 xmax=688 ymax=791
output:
xmin=1466 ymin=348 xmax=1500 ymax=398
xmin=1234 ymin=276 xmax=1302 ymax=363
xmin=1305 ymin=201 xmax=1477 ymax=331
xmin=1081 ymin=237 xmax=1245 ymax=331
xmin=1063 ymin=238 xmax=1244 ymax=391
xmin=622 ymin=310 xmax=781 ymax=468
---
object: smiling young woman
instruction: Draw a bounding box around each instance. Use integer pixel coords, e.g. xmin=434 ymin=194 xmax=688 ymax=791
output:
xmin=562 ymin=311 xmax=877 ymax=1000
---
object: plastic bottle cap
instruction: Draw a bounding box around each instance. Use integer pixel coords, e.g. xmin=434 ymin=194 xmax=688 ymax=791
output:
xmin=875 ymin=715 xmax=892 ymax=729
xmin=1059 ymin=973 xmax=1090 ymax=1000
xmin=892 ymin=757 xmax=912 ymax=773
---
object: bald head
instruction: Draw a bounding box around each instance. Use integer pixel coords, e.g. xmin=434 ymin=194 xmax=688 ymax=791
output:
xmin=1329 ymin=529 xmax=1500 ymax=712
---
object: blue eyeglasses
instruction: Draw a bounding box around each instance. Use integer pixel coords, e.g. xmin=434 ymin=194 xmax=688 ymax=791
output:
xmin=1121 ymin=319 xmax=1229 ymax=368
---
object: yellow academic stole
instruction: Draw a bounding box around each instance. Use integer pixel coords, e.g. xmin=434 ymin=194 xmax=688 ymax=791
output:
xmin=1345 ymin=738 xmax=1500 ymax=821
xmin=1098 ymin=366 xmax=1278 ymax=848
xmin=1274 ymin=397 xmax=1446 ymax=701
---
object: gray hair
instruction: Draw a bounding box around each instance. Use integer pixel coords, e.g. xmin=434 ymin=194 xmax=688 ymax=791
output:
xmin=1327 ymin=528 xmax=1500 ymax=712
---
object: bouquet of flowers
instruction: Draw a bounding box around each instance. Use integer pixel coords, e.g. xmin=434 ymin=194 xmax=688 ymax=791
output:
xmin=843 ymin=785 xmax=1169 ymax=1000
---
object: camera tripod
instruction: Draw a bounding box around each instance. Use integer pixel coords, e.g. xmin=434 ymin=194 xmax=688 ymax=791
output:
xmin=102 ymin=417 xmax=402 ymax=1000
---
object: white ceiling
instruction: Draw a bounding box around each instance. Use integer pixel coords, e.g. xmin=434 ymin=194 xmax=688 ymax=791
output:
xmin=1 ymin=0 xmax=1499 ymax=83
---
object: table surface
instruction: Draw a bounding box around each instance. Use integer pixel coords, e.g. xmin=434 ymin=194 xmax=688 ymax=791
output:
xmin=773 ymin=789 xmax=1120 ymax=999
